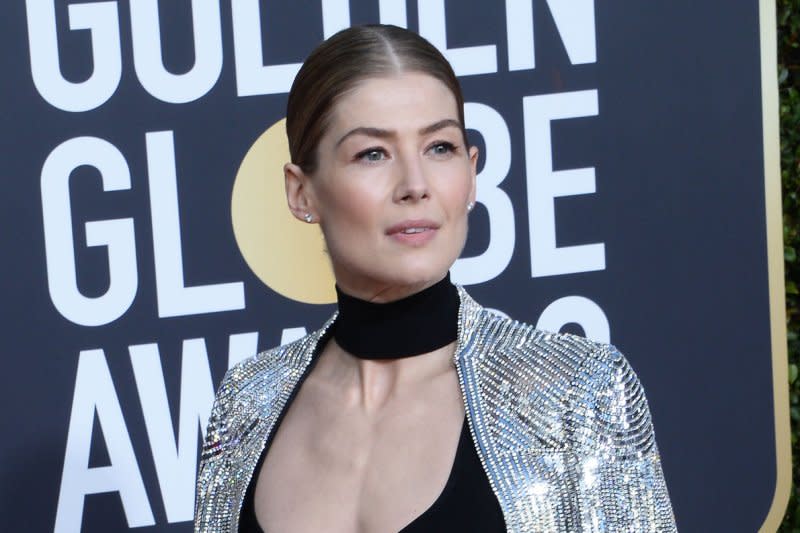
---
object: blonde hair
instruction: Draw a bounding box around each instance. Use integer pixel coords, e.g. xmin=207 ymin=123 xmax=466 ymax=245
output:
xmin=285 ymin=24 xmax=467 ymax=174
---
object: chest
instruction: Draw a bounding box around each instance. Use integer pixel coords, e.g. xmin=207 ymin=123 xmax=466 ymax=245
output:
xmin=251 ymin=368 xmax=467 ymax=533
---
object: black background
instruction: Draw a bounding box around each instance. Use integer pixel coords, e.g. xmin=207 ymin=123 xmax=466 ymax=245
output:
xmin=0 ymin=1 xmax=777 ymax=531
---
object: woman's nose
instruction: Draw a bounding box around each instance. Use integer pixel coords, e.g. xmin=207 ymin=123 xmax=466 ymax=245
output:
xmin=393 ymin=151 xmax=429 ymax=203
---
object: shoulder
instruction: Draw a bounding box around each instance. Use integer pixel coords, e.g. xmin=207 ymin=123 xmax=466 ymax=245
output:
xmin=469 ymin=304 xmax=631 ymax=396
xmin=195 ymin=329 xmax=330 ymax=530
xmin=458 ymin=287 xmax=613 ymax=379
xmin=219 ymin=310 xmax=338 ymax=398
xmin=460 ymin=290 xmax=654 ymax=455
xmin=207 ymin=319 xmax=334 ymax=425
xmin=199 ymin=324 xmax=330 ymax=462
xmin=215 ymin=325 xmax=328 ymax=404
xmin=200 ymin=340 xmax=300 ymax=445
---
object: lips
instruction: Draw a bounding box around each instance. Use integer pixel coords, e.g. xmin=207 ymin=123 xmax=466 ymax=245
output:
xmin=386 ymin=219 xmax=440 ymax=246
xmin=385 ymin=219 xmax=440 ymax=235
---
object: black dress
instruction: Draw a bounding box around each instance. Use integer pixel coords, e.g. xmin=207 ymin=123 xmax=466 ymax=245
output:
xmin=238 ymin=275 xmax=506 ymax=532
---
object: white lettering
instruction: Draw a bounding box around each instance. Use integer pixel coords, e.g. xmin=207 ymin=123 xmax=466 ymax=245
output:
xmin=505 ymin=0 xmax=534 ymax=71
xmin=539 ymin=0 xmax=597 ymax=65
xmin=146 ymin=131 xmax=245 ymax=317
xmin=418 ymin=0 xmax=498 ymax=76
xmin=523 ymin=90 xmax=605 ymax=277
xmin=228 ymin=332 xmax=260 ymax=368
xmin=280 ymin=327 xmax=308 ymax=345
xmin=55 ymin=350 xmax=154 ymax=532
xmin=506 ymin=0 xmax=597 ymax=71
xmin=379 ymin=0 xmax=408 ymax=27
xmin=41 ymin=136 xmax=137 ymax=326
xmin=25 ymin=0 xmax=122 ymax=112
xmin=129 ymin=0 xmax=223 ymax=103
xmin=322 ymin=0 xmax=350 ymax=37
xmin=453 ymin=103 xmax=514 ymax=285
xmin=129 ymin=339 xmax=216 ymax=523
xmin=231 ymin=0 xmax=302 ymax=96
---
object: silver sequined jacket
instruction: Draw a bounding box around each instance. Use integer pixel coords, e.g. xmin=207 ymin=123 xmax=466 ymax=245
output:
xmin=195 ymin=288 xmax=677 ymax=532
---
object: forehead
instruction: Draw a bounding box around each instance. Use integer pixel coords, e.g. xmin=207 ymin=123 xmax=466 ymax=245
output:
xmin=328 ymin=73 xmax=460 ymax=134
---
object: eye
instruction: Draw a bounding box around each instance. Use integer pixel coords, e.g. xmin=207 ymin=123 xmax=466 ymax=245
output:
xmin=428 ymin=141 xmax=457 ymax=157
xmin=355 ymin=147 xmax=388 ymax=162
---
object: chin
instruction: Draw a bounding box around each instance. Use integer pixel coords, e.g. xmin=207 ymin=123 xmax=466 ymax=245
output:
xmin=378 ymin=258 xmax=453 ymax=287
xmin=331 ymin=244 xmax=460 ymax=296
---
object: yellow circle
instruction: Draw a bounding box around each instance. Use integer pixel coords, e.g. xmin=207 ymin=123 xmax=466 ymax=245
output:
xmin=231 ymin=118 xmax=336 ymax=304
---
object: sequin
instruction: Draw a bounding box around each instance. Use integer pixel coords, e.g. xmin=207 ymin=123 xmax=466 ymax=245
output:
xmin=194 ymin=287 xmax=677 ymax=532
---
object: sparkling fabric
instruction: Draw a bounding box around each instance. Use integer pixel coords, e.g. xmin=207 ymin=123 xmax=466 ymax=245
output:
xmin=194 ymin=288 xmax=677 ymax=532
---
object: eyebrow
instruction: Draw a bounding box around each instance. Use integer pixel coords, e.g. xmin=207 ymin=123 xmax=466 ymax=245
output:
xmin=334 ymin=118 xmax=462 ymax=148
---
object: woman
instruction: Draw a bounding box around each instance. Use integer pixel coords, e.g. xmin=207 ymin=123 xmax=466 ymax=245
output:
xmin=195 ymin=24 xmax=676 ymax=533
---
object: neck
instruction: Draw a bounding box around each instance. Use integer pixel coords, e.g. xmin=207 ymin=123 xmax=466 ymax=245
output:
xmin=323 ymin=340 xmax=457 ymax=410
xmin=321 ymin=273 xmax=460 ymax=409
xmin=333 ymin=273 xmax=459 ymax=359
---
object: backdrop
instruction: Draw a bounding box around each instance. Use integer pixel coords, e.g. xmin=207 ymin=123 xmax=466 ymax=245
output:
xmin=0 ymin=1 xmax=789 ymax=532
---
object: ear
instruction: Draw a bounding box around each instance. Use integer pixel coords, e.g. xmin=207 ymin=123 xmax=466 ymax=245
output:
xmin=284 ymin=162 xmax=317 ymax=223
xmin=467 ymin=145 xmax=479 ymax=205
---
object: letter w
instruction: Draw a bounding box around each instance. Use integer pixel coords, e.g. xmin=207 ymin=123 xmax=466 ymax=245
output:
xmin=129 ymin=339 xmax=215 ymax=523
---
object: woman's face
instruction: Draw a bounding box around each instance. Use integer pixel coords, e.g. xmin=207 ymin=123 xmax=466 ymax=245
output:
xmin=285 ymin=72 xmax=477 ymax=302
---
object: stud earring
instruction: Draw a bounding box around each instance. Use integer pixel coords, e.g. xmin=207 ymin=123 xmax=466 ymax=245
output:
xmin=467 ymin=201 xmax=475 ymax=212
xmin=303 ymin=213 xmax=314 ymax=223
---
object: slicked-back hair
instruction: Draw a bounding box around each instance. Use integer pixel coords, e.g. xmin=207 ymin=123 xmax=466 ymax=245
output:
xmin=285 ymin=24 xmax=467 ymax=174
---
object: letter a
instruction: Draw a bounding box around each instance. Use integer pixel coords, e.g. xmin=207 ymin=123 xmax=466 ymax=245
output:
xmin=54 ymin=350 xmax=154 ymax=532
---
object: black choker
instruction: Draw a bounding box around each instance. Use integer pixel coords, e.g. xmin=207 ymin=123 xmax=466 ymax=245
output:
xmin=333 ymin=274 xmax=460 ymax=359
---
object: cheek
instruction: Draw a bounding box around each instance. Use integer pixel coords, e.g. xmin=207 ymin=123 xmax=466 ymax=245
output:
xmin=317 ymin=183 xmax=382 ymax=235
xmin=439 ymin=164 xmax=474 ymax=208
